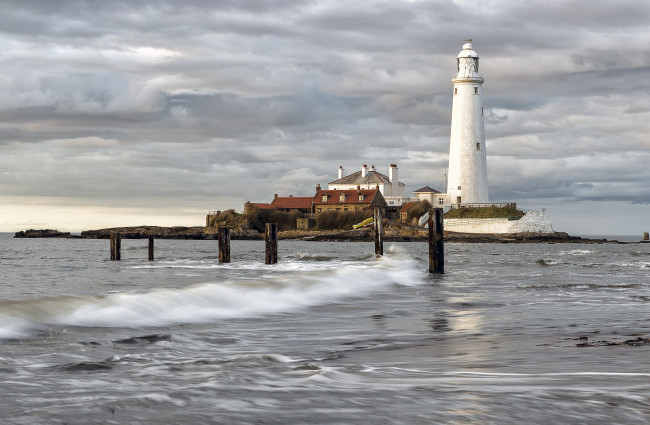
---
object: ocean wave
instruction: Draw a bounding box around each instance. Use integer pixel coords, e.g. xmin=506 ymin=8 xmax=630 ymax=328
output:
xmin=0 ymin=252 xmax=425 ymax=339
xmin=615 ymin=261 xmax=650 ymax=269
xmin=558 ymin=250 xmax=594 ymax=256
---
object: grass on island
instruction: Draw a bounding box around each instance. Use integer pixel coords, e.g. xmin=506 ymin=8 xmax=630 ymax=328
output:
xmin=443 ymin=206 xmax=525 ymax=220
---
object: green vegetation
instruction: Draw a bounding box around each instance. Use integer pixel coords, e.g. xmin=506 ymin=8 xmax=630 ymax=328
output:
xmin=243 ymin=207 xmax=374 ymax=232
xmin=209 ymin=208 xmax=376 ymax=233
xmin=314 ymin=209 xmax=374 ymax=231
xmin=443 ymin=206 xmax=525 ymax=220
xmin=404 ymin=200 xmax=431 ymax=225
xmin=206 ymin=210 xmax=247 ymax=228
xmin=209 ymin=204 xmax=526 ymax=234
xmin=244 ymin=209 xmax=302 ymax=232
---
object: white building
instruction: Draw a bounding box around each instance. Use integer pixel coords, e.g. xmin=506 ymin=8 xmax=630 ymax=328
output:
xmin=446 ymin=40 xmax=489 ymax=206
xmin=413 ymin=186 xmax=446 ymax=207
xmin=328 ymin=164 xmax=407 ymax=207
xmin=415 ymin=40 xmax=553 ymax=234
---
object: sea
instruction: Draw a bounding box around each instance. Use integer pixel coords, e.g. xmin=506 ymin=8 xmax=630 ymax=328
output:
xmin=1 ymin=232 xmax=649 ymax=424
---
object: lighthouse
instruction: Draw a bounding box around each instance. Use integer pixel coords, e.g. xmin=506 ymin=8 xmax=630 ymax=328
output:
xmin=446 ymin=40 xmax=489 ymax=206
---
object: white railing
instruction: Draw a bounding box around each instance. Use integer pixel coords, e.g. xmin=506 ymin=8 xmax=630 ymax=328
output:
xmin=207 ymin=210 xmax=244 ymax=215
xmin=450 ymin=202 xmax=518 ymax=209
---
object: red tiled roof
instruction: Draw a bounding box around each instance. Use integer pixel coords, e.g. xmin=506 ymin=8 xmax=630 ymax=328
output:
xmin=271 ymin=196 xmax=313 ymax=209
xmin=399 ymin=201 xmax=418 ymax=212
xmin=313 ymin=189 xmax=380 ymax=205
xmin=247 ymin=203 xmax=276 ymax=210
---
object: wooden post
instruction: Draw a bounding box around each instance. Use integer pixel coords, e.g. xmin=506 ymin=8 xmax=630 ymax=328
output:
xmin=115 ymin=232 xmax=121 ymax=261
xmin=218 ymin=226 xmax=231 ymax=263
xmin=265 ymin=223 xmax=278 ymax=264
xmin=644 ymin=232 xmax=649 ymax=241
xmin=148 ymin=236 xmax=154 ymax=261
xmin=374 ymin=207 xmax=383 ymax=256
xmin=110 ymin=231 xmax=116 ymax=261
xmin=428 ymin=208 xmax=444 ymax=274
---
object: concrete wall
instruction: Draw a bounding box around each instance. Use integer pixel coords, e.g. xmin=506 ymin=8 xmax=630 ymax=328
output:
xmin=508 ymin=209 xmax=554 ymax=233
xmin=444 ymin=209 xmax=554 ymax=234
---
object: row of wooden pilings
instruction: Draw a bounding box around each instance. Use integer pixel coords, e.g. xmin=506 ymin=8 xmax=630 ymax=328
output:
xmin=109 ymin=208 xmax=445 ymax=273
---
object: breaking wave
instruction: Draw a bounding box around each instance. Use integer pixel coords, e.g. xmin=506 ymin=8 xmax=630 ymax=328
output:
xmin=0 ymin=251 xmax=425 ymax=339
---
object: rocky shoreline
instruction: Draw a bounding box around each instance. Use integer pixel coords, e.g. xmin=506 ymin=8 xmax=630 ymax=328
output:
xmin=12 ymin=225 xmax=629 ymax=243
xmin=14 ymin=229 xmax=74 ymax=238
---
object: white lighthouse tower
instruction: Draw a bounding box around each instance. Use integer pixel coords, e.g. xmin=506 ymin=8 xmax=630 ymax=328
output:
xmin=446 ymin=40 xmax=489 ymax=206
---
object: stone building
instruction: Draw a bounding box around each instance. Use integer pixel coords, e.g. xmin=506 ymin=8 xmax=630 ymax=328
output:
xmin=413 ymin=186 xmax=446 ymax=208
xmin=270 ymin=195 xmax=313 ymax=213
xmin=328 ymin=164 xmax=406 ymax=207
xmin=243 ymin=201 xmax=275 ymax=214
xmin=312 ymin=186 xmax=386 ymax=213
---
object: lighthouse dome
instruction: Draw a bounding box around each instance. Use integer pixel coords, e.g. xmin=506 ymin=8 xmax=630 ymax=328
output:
xmin=457 ymin=42 xmax=478 ymax=58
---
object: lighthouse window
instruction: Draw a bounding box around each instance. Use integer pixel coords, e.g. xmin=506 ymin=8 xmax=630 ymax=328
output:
xmin=457 ymin=186 xmax=461 ymax=190
xmin=474 ymin=87 xmax=478 ymax=94
xmin=477 ymin=143 xmax=480 ymax=150
xmin=454 ymin=88 xmax=457 ymax=95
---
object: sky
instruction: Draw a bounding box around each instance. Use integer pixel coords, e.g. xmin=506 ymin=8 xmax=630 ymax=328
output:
xmin=1 ymin=0 xmax=649 ymax=235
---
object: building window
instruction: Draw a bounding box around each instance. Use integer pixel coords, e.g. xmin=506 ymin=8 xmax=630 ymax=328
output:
xmin=477 ymin=143 xmax=480 ymax=150
xmin=316 ymin=208 xmax=322 ymax=213
xmin=359 ymin=194 xmax=365 ymax=201
xmin=456 ymin=196 xmax=461 ymax=204
xmin=438 ymin=198 xmax=444 ymax=205
xmin=322 ymin=195 xmax=328 ymax=202
xmin=339 ymin=193 xmax=346 ymax=202
xmin=474 ymin=87 xmax=478 ymax=94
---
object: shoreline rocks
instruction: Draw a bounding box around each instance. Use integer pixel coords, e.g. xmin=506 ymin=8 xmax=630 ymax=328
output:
xmin=14 ymin=229 xmax=75 ymax=238
xmin=13 ymin=226 xmax=624 ymax=243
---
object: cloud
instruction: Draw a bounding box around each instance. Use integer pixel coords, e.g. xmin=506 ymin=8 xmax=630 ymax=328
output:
xmin=0 ymin=0 xmax=648 ymax=233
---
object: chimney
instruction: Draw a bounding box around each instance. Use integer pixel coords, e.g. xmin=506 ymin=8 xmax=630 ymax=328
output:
xmin=338 ymin=165 xmax=344 ymax=179
xmin=361 ymin=164 xmax=367 ymax=177
xmin=316 ymin=184 xmax=321 ymax=193
xmin=356 ymin=185 xmax=360 ymax=190
xmin=389 ymin=164 xmax=398 ymax=197
xmin=370 ymin=165 xmax=375 ymax=172
xmin=274 ymin=194 xmax=278 ymax=198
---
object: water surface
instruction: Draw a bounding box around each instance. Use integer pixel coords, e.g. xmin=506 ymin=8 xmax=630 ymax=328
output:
xmin=1 ymin=234 xmax=649 ymax=424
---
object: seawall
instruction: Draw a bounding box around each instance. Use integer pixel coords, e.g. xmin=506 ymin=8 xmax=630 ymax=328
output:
xmin=444 ymin=209 xmax=553 ymax=234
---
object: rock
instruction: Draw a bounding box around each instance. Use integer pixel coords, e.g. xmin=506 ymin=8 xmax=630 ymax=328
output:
xmin=14 ymin=229 xmax=74 ymax=238
xmin=80 ymin=226 xmax=210 ymax=239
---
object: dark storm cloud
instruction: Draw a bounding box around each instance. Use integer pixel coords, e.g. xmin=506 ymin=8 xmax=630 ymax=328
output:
xmin=0 ymin=0 xmax=649 ymax=231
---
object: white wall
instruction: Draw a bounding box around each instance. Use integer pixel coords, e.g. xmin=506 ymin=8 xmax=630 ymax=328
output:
xmin=444 ymin=209 xmax=554 ymax=234
xmin=447 ymin=79 xmax=489 ymax=205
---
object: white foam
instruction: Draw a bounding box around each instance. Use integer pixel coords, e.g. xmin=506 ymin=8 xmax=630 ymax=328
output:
xmin=0 ymin=252 xmax=426 ymax=337
xmin=559 ymin=250 xmax=594 ymax=256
